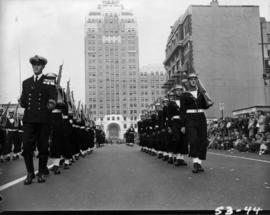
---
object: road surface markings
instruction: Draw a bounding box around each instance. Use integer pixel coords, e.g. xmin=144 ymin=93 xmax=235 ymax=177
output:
xmin=208 ymin=152 xmax=270 ymax=164
xmin=0 ymin=164 xmax=54 ymax=192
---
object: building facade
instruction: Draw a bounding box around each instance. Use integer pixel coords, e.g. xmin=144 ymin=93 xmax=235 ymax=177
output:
xmin=139 ymin=65 xmax=166 ymax=115
xmin=260 ymin=18 xmax=270 ymax=105
xmin=85 ymin=0 xmax=139 ymax=138
xmin=163 ymin=1 xmax=267 ymax=118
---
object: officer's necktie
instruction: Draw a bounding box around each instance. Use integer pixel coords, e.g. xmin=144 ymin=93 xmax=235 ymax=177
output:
xmin=35 ymin=76 xmax=38 ymax=83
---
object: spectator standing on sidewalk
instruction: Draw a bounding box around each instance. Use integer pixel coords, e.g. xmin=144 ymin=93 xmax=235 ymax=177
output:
xmin=265 ymin=112 xmax=270 ymax=133
xmin=257 ymin=111 xmax=266 ymax=134
xmin=248 ymin=113 xmax=257 ymax=138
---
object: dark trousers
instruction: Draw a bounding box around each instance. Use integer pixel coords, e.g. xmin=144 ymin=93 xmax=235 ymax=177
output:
xmin=81 ymin=129 xmax=89 ymax=151
xmin=159 ymin=130 xmax=166 ymax=152
xmin=50 ymin=114 xmax=64 ymax=158
xmin=171 ymin=120 xmax=188 ymax=155
xmin=139 ymin=134 xmax=144 ymax=147
xmin=3 ymin=130 xmax=15 ymax=155
xmin=186 ymin=114 xmax=208 ymax=160
xmin=70 ymin=126 xmax=77 ymax=155
xmin=13 ymin=131 xmax=22 ymax=153
xmin=89 ymin=131 xmax=94 ymax=148
xmin=62 ymin=119 xmax=72 ymax=159
xmin=22 ymin=122 xmax=50 ymax=174
xmin=167 ymin=131 xmax=174 ymax=153
xmin=0 ymin=129 xmax=6 ymax=155
xmin=72 ymin=127 xmax=80 ymax=154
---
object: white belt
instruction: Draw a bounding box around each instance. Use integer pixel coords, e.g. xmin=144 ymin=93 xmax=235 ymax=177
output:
xmin=186 ymin=109 xmax=204 ymax=113
xmin=7 ymin=129 xmax=16 ymax=132
xmin=52 ymin=109 xmax=62 ymax=113
xmin=171 ymin=116 xmax=180 ymax=120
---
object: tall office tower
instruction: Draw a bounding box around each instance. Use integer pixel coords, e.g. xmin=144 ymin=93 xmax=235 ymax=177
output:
xmin=260 ymin=17 xmax=270 ymax=105
xmin=163 ymin=1 xmax=267 ymax=118
xmin=139 ymin=65 xmax=166 ymax=114
xmin=85 ymin=0 xmax=139 ymax=128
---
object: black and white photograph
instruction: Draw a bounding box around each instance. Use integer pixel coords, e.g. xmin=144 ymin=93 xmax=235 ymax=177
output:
xmin=0 ymin=0 xmax=270 ymax=214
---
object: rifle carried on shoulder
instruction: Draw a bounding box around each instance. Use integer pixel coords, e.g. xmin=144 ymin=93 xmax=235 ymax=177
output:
xmin=191 ymin=66 xmax=214 ymax=108
xmin=56 ymin=64 xmax=65 ymax=106
xmin=14 ymin=103 xmax=20 ymax=127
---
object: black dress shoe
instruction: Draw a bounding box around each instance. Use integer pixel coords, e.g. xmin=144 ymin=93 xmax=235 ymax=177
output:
xmin=192 ymin=163 xmax=200 ymax=173
xmin=24 ymin=173 xmax=35 ymax=185
xmin=59 ymin=159 xmax=65 ymax=166
xmin=198 ymin=163 xmax=204 ymax=172
xmin=64 ymin=163 xmax=70 ymax=169
xmin=37 ymin=174 xmax=46 ymax=183
xmin=5 ymin=156 xmax=11 ymax=161
xmin=44 ymin=167 xmax=50 ymax=176
xmin=174 ymin=159 xmax=187 ymax=166
xmin=158 ymin=154 xmax=163 ymax=159
xmin=168 ymin=157 xmax=173 ymax=164
xmin=51 ymin=165 xmax=61 ymax=174
xmin=162 ymin=155 xmax=169 ymax=161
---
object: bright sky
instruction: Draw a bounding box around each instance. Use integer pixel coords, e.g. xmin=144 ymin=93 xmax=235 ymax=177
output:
xmin=0 ymin=0 xmax=269 ymax=104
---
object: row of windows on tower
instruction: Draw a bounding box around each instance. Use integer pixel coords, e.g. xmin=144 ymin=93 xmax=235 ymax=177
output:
xmin=88 ymin=18 xmax=135 ymax=23
xmin=91 ymin=110 xmax=138 ymax=116
xmin=87 ymin=29 xmax=136 ymax=35
xmin=89 ymin=103 xmax=138 ymax=108
xmin=100 ymin=115 xmax=137 ymax=121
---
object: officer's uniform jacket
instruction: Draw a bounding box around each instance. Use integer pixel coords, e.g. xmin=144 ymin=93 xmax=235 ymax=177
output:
xmin=20 ymin=75 xmax=57 ymax=124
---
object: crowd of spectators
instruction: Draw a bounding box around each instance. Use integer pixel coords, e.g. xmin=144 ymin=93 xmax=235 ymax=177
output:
xmin=208 ymin=111 xmax=270 ymax=155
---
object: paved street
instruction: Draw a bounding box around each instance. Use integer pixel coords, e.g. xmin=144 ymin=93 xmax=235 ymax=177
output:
xmin=0 ymin=144 xmax=270 ymax=211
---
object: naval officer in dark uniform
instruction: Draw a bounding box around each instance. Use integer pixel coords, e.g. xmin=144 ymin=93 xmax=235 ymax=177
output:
xmin=180 ymin=73 xmax=211 ymax=173
xmin=19 ymin=55 xmax=57 ymax=184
